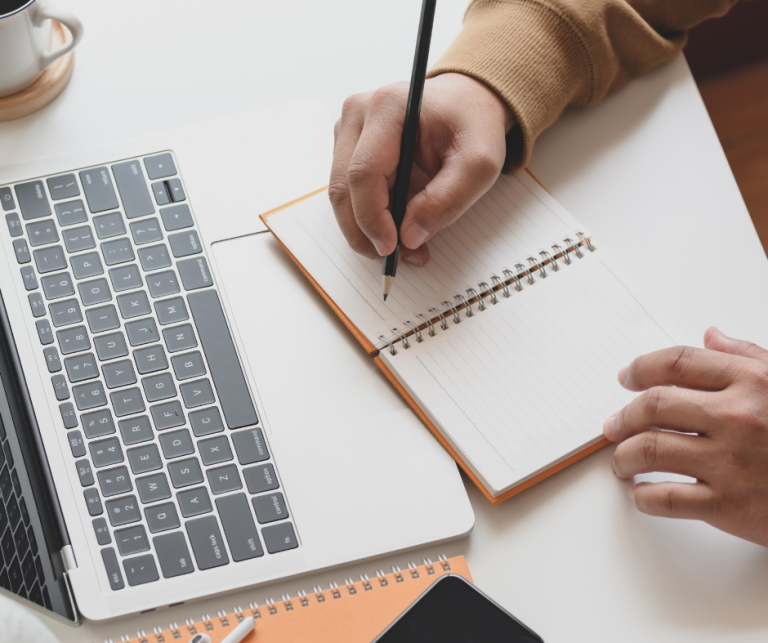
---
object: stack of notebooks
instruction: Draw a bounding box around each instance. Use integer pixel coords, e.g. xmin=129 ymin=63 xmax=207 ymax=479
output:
xmin=262 ymin=172 xmax=680 ymax=503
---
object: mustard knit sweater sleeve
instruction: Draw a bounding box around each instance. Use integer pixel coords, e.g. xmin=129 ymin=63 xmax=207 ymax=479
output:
xmin=427 ymin=0 xmax=741 ymax=169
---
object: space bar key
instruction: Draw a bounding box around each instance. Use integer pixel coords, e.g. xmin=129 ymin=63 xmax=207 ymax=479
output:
xmin=187 ymin=290 xmax=258 ymax=429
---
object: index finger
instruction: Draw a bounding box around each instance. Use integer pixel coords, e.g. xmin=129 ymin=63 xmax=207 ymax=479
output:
xmin=620 ymin=345 xmax=740 ymax=392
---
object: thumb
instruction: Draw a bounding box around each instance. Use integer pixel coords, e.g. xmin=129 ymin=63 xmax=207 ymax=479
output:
xmin=704 ymin=327 xmax=768 ymax=363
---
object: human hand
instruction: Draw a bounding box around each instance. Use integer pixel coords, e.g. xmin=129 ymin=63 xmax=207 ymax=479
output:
xmin=604 ymin=327 xmax=768 ymax=547
xmin=329 ymin=73 xmax=515 ymax=265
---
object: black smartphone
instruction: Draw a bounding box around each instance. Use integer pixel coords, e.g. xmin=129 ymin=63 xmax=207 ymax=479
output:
xmin=372 ymin=574 xmax=544 ymax=642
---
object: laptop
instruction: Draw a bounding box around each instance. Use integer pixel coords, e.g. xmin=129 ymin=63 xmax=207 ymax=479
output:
xmin=0 ymin=102 xmax=474 ymax=622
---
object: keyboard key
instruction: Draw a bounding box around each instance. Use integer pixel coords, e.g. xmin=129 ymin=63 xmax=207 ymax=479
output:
xmin=133 ymin=344 xmax=168 ymax=374
xmin=80 ymin=167 xmax=119 ymax=213
xmin=7 ymin=558 xmax=23 ymax=593
xmin=7 ymin=494 xmax=20 ymax=528
xmin=189 ymin=406 xmax=224 ymax=437
xmin=177 ymin=486 xmax=212 ymax=518
xmin=78 ymin=277 xmax=112 ymax=306
xmin=159 ymin=431 xmax=194 ymax=463
xmin=54 ymin=199 xmax=87 ymax=226
xmin=115 ymin=524 xmax=150 ymax=556
xmin=185 ymin=515 xmax=228 ymax=570
xmin=126 ymin=317 xmax=159 ymax=346
xmin=166 ymin=178 xmax=185 ymax=203
xmin=26 ymin=220 xmax=59 ymax=246
xmin=20 ymin=266 xmax=38 ymax=291
xmin=15 ymin=181 xmax=51 ymax=220
xmin=11 ymin=470 xmax=22 ymax=497
xmin=62 ymin=225 xmax=96 ymax=252
xmin=97 ymin=465 xmax=132 ymax=497
xmin=29 ymin=293 xmax=46 ymax=318
xmin=47 ymin=173 xmax=80 ymax=200
xmin=142 ymin=372 xmax=176 ymax=403
xmin=162 ymin=323 xmax=197 ymax=353
xmin=5 ymin=212 xmax=22 ymax=236
xmin=51 ymin=374 xmax=69 ymax=400
xmin=84 ymin=488 xmax=103 ymax=516
xmin=59 ymin=402 xmax=78 ymax=428
xmin=67 ymin=430 xmax=86 ymax=457
xmin=81 ymin=409 xmax=116 ymax=438
xmin=105 ymin=495 xmax=141 ymax=526
xmin=129 ymin=217 xmax=163 ymax=245
xmin=123 ymin=554 xmax=159 ymax=586
xmin=179 ymin=378 xmax=215 ymax=408
xmin=73 ymin=381 xmax=107 ymax=410
xmin=150 ymin=400 xmax=184 ymax=431
xmin=13 ymin=238 xmax=31 ymax=263
xmin=127 ymin=443 xmax=162 ymax=474
xmin=198 ymin=435 xmax=232 ymax=466
xmin=118 ymin=415 xmax=153 ymax=445
xmin=0 ymin=469 xmax=11 ymax=501
xmin=94 ymin=331 xmax=128 ymax=360
xmin=86 ymin=304 xmax=119 ymax=333
xmin=243 ymin=463 xmax=279 ymax=495
xmin=177 ymin=257 xmax=213 ymax=290
xmin=137 ymin=243 xmax=172 ymax=272
xmin=252 ymin=492 xmax=288 ymax=524
xmin=153 ymin=532 xmax=193 ymax=578
xmin=136 ymin=472 xmax=171 ymax=504
xmin=154 ymin=296 xmax=188 ymax=326
xmin=64 ymin=352 xmax=98 ymax=382
xmin=49 ymin=298 xmax=83 ymax=327
xmin=56 ymin=325 xmax=90 ymax=354
xmin=262 ymin=522 xmax=298 ymax=554
xmin=188 ymin=290 xmax=258 ymax=429
xmin=110 ymin=387 xmax=146 ymax=416
xmin=169 ymin=230 xmax=202 ymax=257
xmin=89 ymin=437 xmax=124 ymax=468
xmin=41 ymin=271 xmax=75 ymax=300
xmin=75 ymin=459 xmax=95 ymax=486
xmin=117 ymin=291 xmax=151 ymax=319
xmin=147 ymin=270 xmax=180 ymax=298
xmin=71 ymin=252 xmax=104 ymax=280
xmin=171 ymin=351 xmax=206 ymax=381
xmin=93 ymin=211 xmax=126 ymax=239
xmin=0 ymin=186 xmax=16 ymax=210
xmin=144 ymin=153 xmax=176 ymax=180
xmin=44 ymin=346 xmax=61 ymax=372
xmin=160 ymin=203 xmax=193 ymax=231
xmin=109 ymin=264 xmax=143 ymax=292
xmin=101 ymin=547 xmax=124 ymax=590
xmin=102 ymin=359 xmax=137 ymax=389
xmin=112 ymin=159 xmax=154 ymax=219
xmin=101 ymin=237 xmax=135 ymax=266
xmin=231 ymin=428 xmax=269 ymax=465
xmin=207 ymin=464 xmax=242 ymax=495
xmin=93 ymin=518 xmax=111 ymax=545
xmin=33 ymin=245 xmax=67 ymax=273
xmin=151 ymin=181 xmax=170 ymax=205
xmin=167 ymin=457 xmax=203 ymax=488
xmin=145 ymin=502 xmax=180 ymax=533
xmin=216 ymin=493 xmax=263 ymax=561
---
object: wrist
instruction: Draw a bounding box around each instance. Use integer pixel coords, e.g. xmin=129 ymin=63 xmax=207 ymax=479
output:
xmin=435 ymin=72 xmax=516 ymax=133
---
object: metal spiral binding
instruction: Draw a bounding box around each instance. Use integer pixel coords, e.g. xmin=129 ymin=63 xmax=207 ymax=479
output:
xmin=361 ymin=573 xmax=373 ymax=590
xmin=152 ymin=626 xmax=165 ymax=643
xmin=391 ymin=326 xmax=409 ymax=349
xmin=503 ymin=268 xmax=522 ymax=292
xmin=408 ymin=561 xmax=420 ymax=579
xmin=345 ymin=577 xmax=357 ymax=594
xmin=265 ymin=597 xmax=277 ymax=615
xmin=442 ymin=300 xmax=460 ymax=325
xmin=217 ymin=610 xmax=229 ymax=627
xmin=330 ymin=580 xmax=341 ymax=599
xmin=416 ymin=312 xmax=435 ymax=337
xmin=577 ymin=231 xmax=594 ymax=252
xmin=184 ymin=618 xmax=197 ymax=635
xmin=454 ymin=293 xmax=472 ymax=317
xmin=248 ymin=601 xmax=262 ymax=618
xmin=479 ymin=281 xmax=497 ymax=305
xmin=378 ymin=334 xmax=396 ymax=356
xmin=528 ymin=255 xmax=546 ymax=279
xmin=518 ymin=261 xmax=533 ymax=284
xmin=429 ymin=306 xmax=448 ymax=330
xmin=466 ymin=287 xmax=485 ymax=311
xmin=540 ymin=249 xmax=557 ymax=272
xmin=404 ymin=319 xmax=422 ymax=342
xmin=282 ymin=593 xmax=293 ymax=611
xmin=299 ymin=589 xmax=310 ymax=606
xmin=392 ymin=565 xmax=404 ymax=583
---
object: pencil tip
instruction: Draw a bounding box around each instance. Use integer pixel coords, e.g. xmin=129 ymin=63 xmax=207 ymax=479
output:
xmin=382 ymin=275 xmax=395 ymax=301
xmin=383 ymin=294 xmax=388 ymax=302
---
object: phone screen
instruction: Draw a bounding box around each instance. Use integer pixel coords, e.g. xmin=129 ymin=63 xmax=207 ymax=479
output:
xmin=374 ymin=575 xmax=544 ymax=643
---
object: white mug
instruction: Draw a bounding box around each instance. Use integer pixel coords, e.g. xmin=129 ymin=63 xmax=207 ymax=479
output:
xmin=0 ymin=0 xmax=83 ymax=98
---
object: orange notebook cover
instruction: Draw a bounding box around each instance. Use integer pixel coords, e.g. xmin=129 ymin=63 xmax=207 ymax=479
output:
xmin=113 ymin=555 xmax=471 ymax=643
xmin=259 ymin=178 xmax=608 ymax=505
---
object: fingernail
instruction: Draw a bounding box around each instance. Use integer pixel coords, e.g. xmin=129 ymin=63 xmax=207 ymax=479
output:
xmin=617 ymin=366 xmax=628 ymax=386
xmin=404 ymin=223 xmax=429 ymax=249
xmin=403 ymin=254 xmax=423 ymax=266
xmin=372 ymin=238 xmax=388 ymax=257
xmin=628 ymin=486 xmax=636 ymax=501
xmin=603 ymin=414 xmax=617 ymax=440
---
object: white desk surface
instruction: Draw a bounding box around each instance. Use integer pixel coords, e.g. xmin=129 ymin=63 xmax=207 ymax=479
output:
xmin=3 ymin=1 xmax=768 ymax=641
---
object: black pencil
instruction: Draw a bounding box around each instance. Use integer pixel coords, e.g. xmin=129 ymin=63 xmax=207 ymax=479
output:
xmin=382 ymin=0 xmax=437 ymax=301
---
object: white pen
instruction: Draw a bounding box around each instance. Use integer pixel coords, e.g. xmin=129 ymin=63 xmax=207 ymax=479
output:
xmin=187 ymin=616 xmax=255 ymax=643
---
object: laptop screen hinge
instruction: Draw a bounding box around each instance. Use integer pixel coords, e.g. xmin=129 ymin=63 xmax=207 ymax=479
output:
xmin=60 ymin=545 xmax=78 ymax=572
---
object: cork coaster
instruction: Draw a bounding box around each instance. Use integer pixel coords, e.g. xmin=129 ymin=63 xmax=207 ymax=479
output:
xmin=0 ymin=21 xmax=75 ymax=122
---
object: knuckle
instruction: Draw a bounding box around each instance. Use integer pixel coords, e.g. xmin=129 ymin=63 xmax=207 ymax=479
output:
xmin=641 ymin=387 xmax=665 ymax=419
xmin=346 ymin=156 xmax=376 ymax=188
xmin=327 ymin=179 xmax=350 ymax=209
xmin=665 ymin=345 xmax=695 ymax=380
xmin=639 ymin=431 xmax=660 ymax=469
xmin=341 ymin=93 xmax=365 ymax=117
xmin=657 ymin=486 xmax=677 ymax=515
xmin=371 ymin=84 xmax=405 ymax=107
xmin=469 ymin=148 xmax=503 ymax=180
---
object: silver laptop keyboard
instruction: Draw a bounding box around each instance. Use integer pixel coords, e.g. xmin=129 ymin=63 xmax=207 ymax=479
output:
xmin=0 ymin=153 xmax=297 ymax=590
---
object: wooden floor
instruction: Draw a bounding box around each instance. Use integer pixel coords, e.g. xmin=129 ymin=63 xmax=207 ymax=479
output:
xmin=697 ymin=59 xmax=768 ymax=250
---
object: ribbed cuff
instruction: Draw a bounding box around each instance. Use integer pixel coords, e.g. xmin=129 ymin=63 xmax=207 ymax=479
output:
xmin=427 ymin=0 xmax=593 ymax=170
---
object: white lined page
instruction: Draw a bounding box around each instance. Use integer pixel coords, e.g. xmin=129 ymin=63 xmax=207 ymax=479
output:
xmin=269 ymin=172 xmax=588 ymax=347
xmin=380 ymin=251 xmax=681 ymax=496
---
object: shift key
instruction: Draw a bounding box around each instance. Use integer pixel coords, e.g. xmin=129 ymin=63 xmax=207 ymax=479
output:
xmin=80 ymin=167 xmax=119 ymax=213
xmin=112 ymin=160 xmax=154 ymax=219
xmin=185 ymin=515 xmax=229 ymax=570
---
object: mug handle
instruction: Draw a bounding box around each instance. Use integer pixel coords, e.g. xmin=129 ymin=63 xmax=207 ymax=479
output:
xmin=33 ymin=3 xmax=84 ymax=69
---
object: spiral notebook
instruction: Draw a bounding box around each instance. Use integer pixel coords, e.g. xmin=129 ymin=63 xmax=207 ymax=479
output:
xmin=108 ymin=555 xmax=470 ymax=643
xmin=260 ymin=171 xmax=681 ymax=504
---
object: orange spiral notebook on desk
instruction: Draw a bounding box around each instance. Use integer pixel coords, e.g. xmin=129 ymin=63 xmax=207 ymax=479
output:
xmin=260 ymin=171 xmax=681 ymax=504
xmin=112 ymin=555 xmax=471 ymax=643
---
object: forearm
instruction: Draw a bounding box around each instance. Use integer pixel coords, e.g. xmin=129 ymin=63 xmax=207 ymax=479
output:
xmin=428 ymin=0 xmax=741 ymax=169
